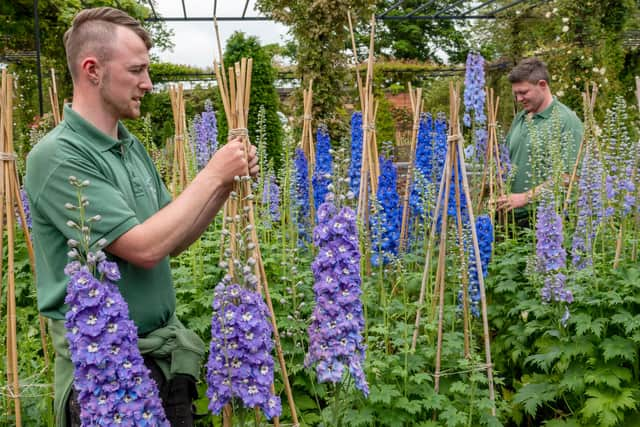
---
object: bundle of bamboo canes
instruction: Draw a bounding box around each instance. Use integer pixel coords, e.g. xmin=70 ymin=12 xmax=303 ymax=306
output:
xmin=410 ymin=81 xmax=496 ymax=416
xmin=1 ymin=67 xmax=40 ymax=427
xmin=347 ymin=12 xmax=380 ymax=219
xmin=399 ymin=83 xmax=423 ymax=253
xmin=169 ymin=84 xmax=189 ymax=197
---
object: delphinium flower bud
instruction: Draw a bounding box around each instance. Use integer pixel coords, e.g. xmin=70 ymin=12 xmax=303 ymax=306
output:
xmin=305 ymin=201 xmax=369 ymax=396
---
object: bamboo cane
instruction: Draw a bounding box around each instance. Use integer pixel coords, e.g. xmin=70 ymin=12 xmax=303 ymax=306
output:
xmin=169 ymin=84 xmax=189 ymax=197
xmin=476 ymin=88 xmax=504 ymax=213
xmin=564 ymin=83 xmax=597 ymax=213
xmin=48 ymin=68 xmax=62 ymax=125
xmin=399 ymin=83 xmax=423 ymax=253
xmin=356 ymin=14 xmax=380 ymax=223
xmin=301 ymin=79 xmax=316 ymax=227
xmin=452 ymin=83 xmax=496 ymax=415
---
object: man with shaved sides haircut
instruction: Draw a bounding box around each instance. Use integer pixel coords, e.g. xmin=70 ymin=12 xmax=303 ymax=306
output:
xmin=25 ymin=7 xmax=259 ymax=426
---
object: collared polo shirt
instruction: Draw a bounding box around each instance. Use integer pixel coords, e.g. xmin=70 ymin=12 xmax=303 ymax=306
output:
xmin=25 ymin=105 xmax=175 ymax=335
xmin=506 ymin=97 xmax=583 ymax=196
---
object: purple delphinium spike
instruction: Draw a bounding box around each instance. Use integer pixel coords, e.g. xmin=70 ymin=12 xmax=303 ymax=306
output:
xmin=371 ymin=156 xmax=401 ymax=266
xmin=206 ymin=278 xmax=281 ymax=419
xmin=349 ymin=112 xmax=363 ymax=197
xmin=313 ymin=124 xmax=333 ymax=212
xmin=262 ymin=173 xmax=281 ymax=225
xmin=306 ymin=202 xmax=369 ymax=396
xmin=192 ymin=100 xmax=219 ymax=170
xmin=536 ymin=193 xmax=572 ymax=304
xmin=64 ymin=259 xmax=169 ymax=426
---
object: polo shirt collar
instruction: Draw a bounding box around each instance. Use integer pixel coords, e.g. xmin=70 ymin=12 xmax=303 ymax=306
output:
xmin=62 ymin=104 xmax=133 ymax=152
xmin=532 ymin=96 xmax=558 ymax=119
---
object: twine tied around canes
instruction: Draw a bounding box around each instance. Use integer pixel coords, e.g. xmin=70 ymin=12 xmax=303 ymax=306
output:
xmin=447 ymin=134 xmax=462 ymax=144
xmin=228 ymin=127 xmax=249 ymax=141
xmin=0 ymin=152 xmax=17 ymax=161
xmin=363 ymin=123 xmax=376 ymax=132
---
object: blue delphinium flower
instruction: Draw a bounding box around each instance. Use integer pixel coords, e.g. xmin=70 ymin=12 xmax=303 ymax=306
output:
xmin=446 ymin=157 xmax=469 ymax=225
xmin=206 ymin=278 xmax=281 ymax=419
xmin=313 ymin=124 xmax=333 ymax=212
xmin=294 ymin=147 xmax=311 ymax=244
xmin=432 ymin=113 xmax=449 ymax=187
xmin=536 ymin=193 xmax=572 ymax=304
xmin=306 ymin=202 xmax=368 ymax=396
xmin=371 ymin=156 xmax=401 ymax=266
xmin=349 ymin=111 xmax=363 ymax=197
xmin=460 ymin=215 xmax=493 ymax=317
xmin=192 ymin=99 xmax=219 ymax=170
xmin=463 ymin=52 xmax=486 ymax=128
xmin=409 ymin=113 xmax=434 ymax=217
xmin=571 ymin=149 xmax=604 ymax=270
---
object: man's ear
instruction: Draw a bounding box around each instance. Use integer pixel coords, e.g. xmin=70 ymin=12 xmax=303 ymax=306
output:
xmin=538 ymin=79 xmax=548 ymax=89
xmin=80 ymin=57 xmax=100 ymax=85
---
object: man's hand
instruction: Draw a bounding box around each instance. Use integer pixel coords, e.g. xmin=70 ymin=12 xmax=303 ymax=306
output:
xmin=205 ymin=137 xmax=259 ymax=187
xmin=495 ymin=192 xmax=529 ymax=212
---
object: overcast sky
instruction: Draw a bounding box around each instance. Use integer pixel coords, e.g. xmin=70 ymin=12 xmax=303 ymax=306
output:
xmin=150 ymin=0 xmax=289 ymax=69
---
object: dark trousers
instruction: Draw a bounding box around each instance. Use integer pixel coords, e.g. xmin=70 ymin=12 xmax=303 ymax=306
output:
xmin=67 ymin=355 xmax=197 ymax=426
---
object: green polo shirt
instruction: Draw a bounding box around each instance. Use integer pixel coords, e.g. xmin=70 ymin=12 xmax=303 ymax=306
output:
xmin=506 ymin=97 xmax=583 ymax=218
xmin=25 ymin=105 xmax=175 ymax=335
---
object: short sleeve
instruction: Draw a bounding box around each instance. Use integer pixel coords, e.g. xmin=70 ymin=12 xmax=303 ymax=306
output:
xmin=32 ymin=156 xmax=139 ymax=247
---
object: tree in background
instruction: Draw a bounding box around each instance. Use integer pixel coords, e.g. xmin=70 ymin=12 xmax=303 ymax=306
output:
xmin=217 ymin=31 xmax=285 ymax=172
xmin=373 ymin=0 xmax=472 ymax=64
xmin=256 ymin=0 xmax=372 ymax=128
xmin=1 ymin=0 xmax=173 ymax=155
